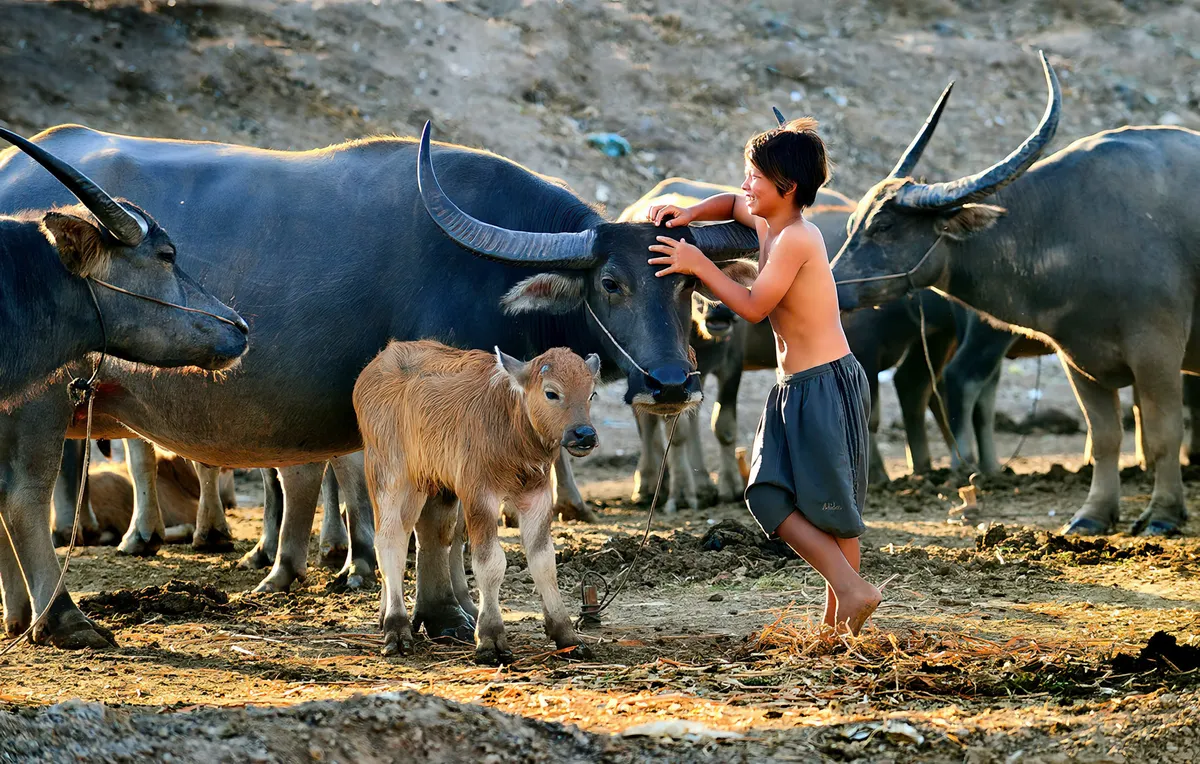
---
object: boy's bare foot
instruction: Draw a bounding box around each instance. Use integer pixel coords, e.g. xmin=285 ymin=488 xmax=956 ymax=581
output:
xmin=822 ymin=583 xmax=837 ymax=628
xmin=835 ymin=583 xmax=881 ymax=636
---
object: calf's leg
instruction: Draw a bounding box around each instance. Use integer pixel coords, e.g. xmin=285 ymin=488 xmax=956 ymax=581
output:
xmin=238 ymin=468 xmax=282 ymax=570
xmin=631 ymin=412 xmax=665 ymax=505
xmin=463 ymin=493 xmax=509 ymax=665
xmin=118 ymin=438 xmax=165 ymax=557
xmin=518 ymin=488 xmax=591 ymax=658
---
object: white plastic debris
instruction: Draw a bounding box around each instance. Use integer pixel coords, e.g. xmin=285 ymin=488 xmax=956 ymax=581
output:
xmin=621 ymin=720 xmax=743 ymax=741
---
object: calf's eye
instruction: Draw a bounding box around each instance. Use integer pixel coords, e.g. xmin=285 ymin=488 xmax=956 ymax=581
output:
xmin=545 ymin=390 xmax=560 ymax=401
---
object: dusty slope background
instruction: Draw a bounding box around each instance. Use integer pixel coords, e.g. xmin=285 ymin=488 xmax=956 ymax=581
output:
xmin=2 ymin=0 xmax=1200 ymax=762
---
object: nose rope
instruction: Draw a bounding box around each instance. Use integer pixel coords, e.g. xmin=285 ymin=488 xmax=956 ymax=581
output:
xmin=834 ymin=234 xmax=945 ymax=290
xmin=584 ymin=300 xmax=700 ymax=379
xmin=89 ymin=277 xmax=245 ymax=330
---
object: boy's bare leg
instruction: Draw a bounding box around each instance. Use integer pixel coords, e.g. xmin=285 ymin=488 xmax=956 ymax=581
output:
xmin=776 ymin=512 xmax=879 ymax=635
xmin=822 ymin=538 xmax=861 ymax=627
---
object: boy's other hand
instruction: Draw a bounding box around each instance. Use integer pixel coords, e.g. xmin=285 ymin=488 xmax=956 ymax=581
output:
xmin=648 ymin=236 xmax=707 ymax=277
xmin=647 ymin=204 xmax=695 ymax=228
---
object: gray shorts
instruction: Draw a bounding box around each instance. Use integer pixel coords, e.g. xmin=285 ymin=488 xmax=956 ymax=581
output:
xmin=744 ymin=353 xmax=870 ymax=539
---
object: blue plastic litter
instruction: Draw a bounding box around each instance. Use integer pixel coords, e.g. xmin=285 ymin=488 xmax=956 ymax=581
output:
xmin=586 ymin=133 xmax=632 ymax=158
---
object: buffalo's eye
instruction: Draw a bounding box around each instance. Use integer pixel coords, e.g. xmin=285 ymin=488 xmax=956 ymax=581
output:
xmin=158 ymin=247 xmax=177 ymax=264
xmin=545 ymin=390 xmax=560 ymax=401
xmin=601 ymin=276 xmax=621 ymax=294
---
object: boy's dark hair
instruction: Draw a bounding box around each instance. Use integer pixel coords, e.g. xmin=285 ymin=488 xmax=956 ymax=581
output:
xmin=744 ymin=117 xmax=830 ymax=209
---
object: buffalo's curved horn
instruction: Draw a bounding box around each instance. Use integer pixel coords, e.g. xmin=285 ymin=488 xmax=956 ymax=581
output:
xmin=690 ymin=223 xmax=761 ymax=261
xmin=772 ymin=106 xmax=786 ymax=126
xmin=416 ymin=122 xmax=597 ymax=269
xmin=888 ymin=81 xmax=954 ymax=179
xmin=0 ymin=127 xmax=147 ymax=247
xmin=894 ymin=52 xmax=1061 ymax=210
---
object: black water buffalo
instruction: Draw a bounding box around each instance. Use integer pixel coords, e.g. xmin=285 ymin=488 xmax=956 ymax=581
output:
xmin=0 ymin=128 xmax=247 ymax=403
xmin=833 ymin=51 xmax=1200 ymax=536
xmin=0 ymin=121 xmax=756 ymax=648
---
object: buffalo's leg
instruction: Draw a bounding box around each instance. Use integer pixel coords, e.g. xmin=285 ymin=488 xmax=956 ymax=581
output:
xmin=0 ymin=519 xmax=31 ymax=637
xmin=411 ymin=490 xmax=475 ymax=642
xmin=239 ymin=468 xmax=282 ymax=570
xmin=664 ymin=409 xmax=700 ymax=512
xmin=551 ymin=451 xmax=596 ymax=522
xmin=448 ymin=504 xmax=475 ymax=617
xmin=712 ymin=368 xmax=743 ymax=502
xmin=1062 ymin=361 xmax=1123 ymax=535
xmin=893 ymin=348 xmax=937 ymax=473
xmin=861 ymin=357 xmax=889 ymax=485
xmin=463 ymin=493 xmax=510 ymax=665
xmin=0 ymin=397 xmax=115 ymax=648
xmin=518 ymin=487 xmax=590 ymax=658
xmin=118 ymin=438 xmax=165 ymax=557
xmin=329 ymin=452 xmax=376 ymax=589
xmin=254 ymin=463 xmax=324 ymax=593
xmin=1130 ymin=365 xmax=1188 ymax=536
xmin=1184 ymin=374 xmax=1200 ymax=464
xmin=191 ymin=461 xmax=235 ymax=552
xmin=318 ymin=462 xmax=348 ymax=570
xmin=971 ymin=361 xmax=1005 ymax=475
xmin=52 ymin=440 xmax=99 ymax=547
xmin=632 ymin=413 xmax=665 ymax=505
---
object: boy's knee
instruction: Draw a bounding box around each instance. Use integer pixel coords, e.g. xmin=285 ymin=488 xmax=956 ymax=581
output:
xmin=745 ymin=483 xmax=796 ymax=537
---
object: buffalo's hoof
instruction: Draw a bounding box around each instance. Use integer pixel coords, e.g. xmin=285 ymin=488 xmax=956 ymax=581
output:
xmin=328 ymin=558 xmax=376 ymax=592
xmin=696 ymin=483 xmax=719 ymax=508
xmin=382 ymin=633 xmax=414 ymax=657
xmin=237 ymin=543 xmax=275 ymax=570
xmin=474 ymin=643 xmax=514 ymax=666
xmin=554 ymin=501 xmax=598 ymax=523
xmin=563 ymin=642 xmax=595 ymax=661
xmin=4 ymin=602 xmax=31 ymax=637
xmin=318 ymin=542 xmax=348 ymax=571
xmin=1062 ymin=516 xmax=1114 ymax=536
xmin=412 ymin=603 xmax=476 ymax=642
xmin=1131 ymin=507 xmax=1187 ymax=538
xmin=192 ymin=526 xmax=236 ymax=553
xmin=52 ymin=527 xmax=103 ymax=548
xmin=253 ymin=566 xmax=303 ymax=593
xmin=117 ymin=528 xmax=164 ymax=557
xmin=35 ymin=611 xmax=117 ymax=650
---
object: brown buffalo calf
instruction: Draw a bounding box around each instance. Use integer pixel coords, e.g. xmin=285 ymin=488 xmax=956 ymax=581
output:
xmin=354 ymin=340 xmax=600 ymax=664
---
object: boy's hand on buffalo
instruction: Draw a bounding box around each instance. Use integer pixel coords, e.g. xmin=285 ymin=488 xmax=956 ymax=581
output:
xmin=647 ymin=204 xmax=695 ymax=228
xmin=648 ymin=236 xmax=708 ymax=277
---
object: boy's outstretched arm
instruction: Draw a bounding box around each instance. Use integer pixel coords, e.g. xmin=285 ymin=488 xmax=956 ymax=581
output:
xmin=648 ymin=193 xmax=757 ymax=229
xmin=648 ymin=227 xmax=811 ymax=324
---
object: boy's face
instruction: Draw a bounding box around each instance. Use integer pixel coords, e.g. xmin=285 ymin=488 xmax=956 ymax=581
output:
xmin=741 ymin=161 xmax=786 ymax=217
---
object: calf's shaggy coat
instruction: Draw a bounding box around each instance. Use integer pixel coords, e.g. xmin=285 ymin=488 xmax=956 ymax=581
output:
xmin=354 ymin=340 xmax=600 ymax=663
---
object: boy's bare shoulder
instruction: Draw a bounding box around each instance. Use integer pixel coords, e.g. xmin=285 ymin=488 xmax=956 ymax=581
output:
xmin=774 ymin=217 xmax=827 ymax=262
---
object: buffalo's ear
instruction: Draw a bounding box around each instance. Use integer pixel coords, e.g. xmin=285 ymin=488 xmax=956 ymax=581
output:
xmin=941 ymin=204 xmax=1006 ymax=240
xmin=500 ymin=273 xmax=585 ymax=315
xmin=42 ymin=211 xmax=109 ymax=277
xmin=494 ymin=346 xmax=532 ymax=390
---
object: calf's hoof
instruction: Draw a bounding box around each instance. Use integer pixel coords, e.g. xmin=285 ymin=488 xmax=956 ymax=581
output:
xmin=381 ymin=618 xmax=415 ymax=657
xmin=554 ymin=500 xmax=598 ymax=523
xmin=413 ymin=603 xmax=476 ymax=643
xmin=253 ymin=565 xmax=304 ymax=593
xmin=117 ymin=528 xmax=165 ymax=557
xmin=328 ymin=558 xmax=376 ymax=592
xmin=318 ymin=542 xmax=349 ymax=571
xmin=237 ymin=543 xmax=275 ymax=570
xmin=474 ymin=642 xmax=514 ymax=666
xmin=192 ymin=526 xmax=236 ymax=553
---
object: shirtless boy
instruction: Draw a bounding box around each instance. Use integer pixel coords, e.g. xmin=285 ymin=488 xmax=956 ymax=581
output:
xmin=645 ymin=118 xmax=881 ymax=635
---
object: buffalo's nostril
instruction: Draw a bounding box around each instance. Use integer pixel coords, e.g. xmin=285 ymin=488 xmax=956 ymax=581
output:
xmin=647 ymin=366 xmax=688 ymax=390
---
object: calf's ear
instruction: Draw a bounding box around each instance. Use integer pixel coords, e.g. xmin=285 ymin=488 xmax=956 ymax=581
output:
xmin=584 ymin=353 xmax=601 ymax=379
xmin=42 ymin=211 xmax=109 ymax=278
xmin=501 ymin=273 xmax=585 ymax=314
xmin=494 ymin=346 xmax=532 ymax=390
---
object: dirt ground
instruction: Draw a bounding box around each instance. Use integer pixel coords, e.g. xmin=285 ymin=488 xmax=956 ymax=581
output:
xmin=3 ymin=0 xmax=1200 ymax=761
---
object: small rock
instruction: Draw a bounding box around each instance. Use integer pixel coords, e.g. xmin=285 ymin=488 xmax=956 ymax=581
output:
xmin=708 ymin=593 xmax=724 ymax=602
xmin=1160 ymin=111 xmax=1185 ymax=126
